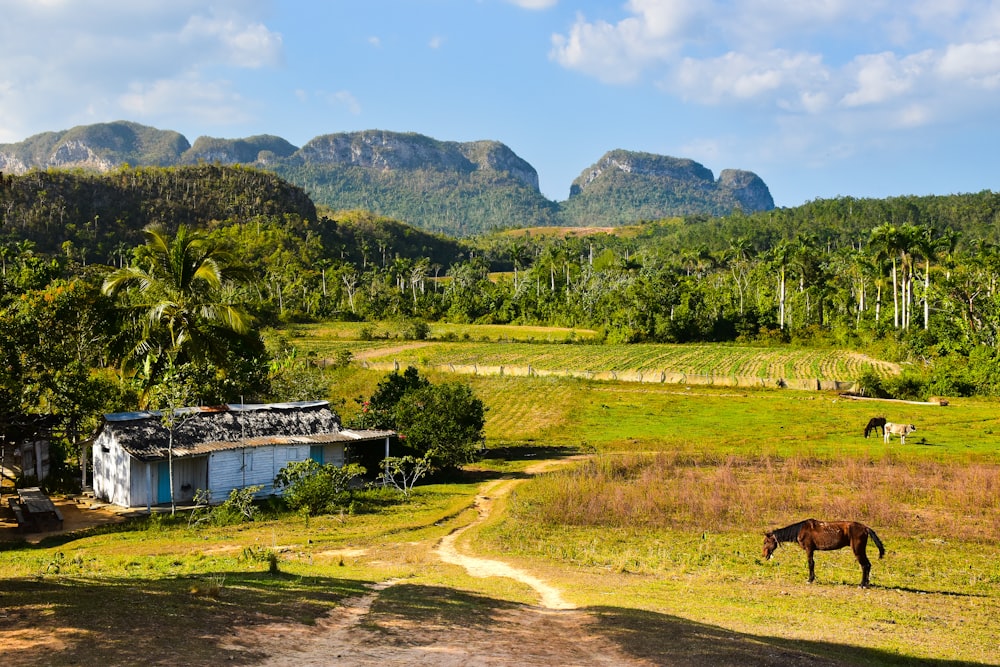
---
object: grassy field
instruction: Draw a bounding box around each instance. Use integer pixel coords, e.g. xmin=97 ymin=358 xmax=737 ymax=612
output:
xmin=2 ymin=328 xmax=998 ymax=665
xmin=281 ymin=321 xmax=898 ymax=385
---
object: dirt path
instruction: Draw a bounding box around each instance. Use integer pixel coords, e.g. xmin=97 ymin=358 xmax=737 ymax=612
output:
xmin=350 ymin=342 xmax=433 ymax=361
xmin=435 ymin=477 xmax=574 ymax=610
xmin=225 ymin=457 xmax=659 ymax=666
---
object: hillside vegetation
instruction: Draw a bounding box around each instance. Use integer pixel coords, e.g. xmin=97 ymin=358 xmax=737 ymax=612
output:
xmin=1 ymin=122 xmax=771 ymax=235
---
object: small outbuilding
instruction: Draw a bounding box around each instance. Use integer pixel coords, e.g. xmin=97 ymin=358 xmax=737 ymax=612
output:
xmin=91 ymin=401 xmax=394 ymax=509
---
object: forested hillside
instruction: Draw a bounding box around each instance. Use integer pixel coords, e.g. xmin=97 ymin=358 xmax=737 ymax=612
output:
xmin=276 ymin=163 xmax=561 ymax=235
xmin=0 ymin=165 xmax=317 ymax=260
xmin=1 ymin=122 xmax=772 ymax=235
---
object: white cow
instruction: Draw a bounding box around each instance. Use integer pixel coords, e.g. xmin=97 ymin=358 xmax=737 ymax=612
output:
xmin=884 ymin=422 xmax=916 ymax=444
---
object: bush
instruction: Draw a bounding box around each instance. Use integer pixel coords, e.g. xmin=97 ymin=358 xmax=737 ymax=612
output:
xmin=211 ymin=485 xmax=262 ymax=525
xmin=273 ymin=459 xmax=366 ymax=515
xmin=400 ymin=319 xmax=430 ymax=340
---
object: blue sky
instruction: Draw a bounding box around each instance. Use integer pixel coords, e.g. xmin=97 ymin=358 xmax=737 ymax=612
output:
xmin=3 ymin=1 xmax=1000 ymax=208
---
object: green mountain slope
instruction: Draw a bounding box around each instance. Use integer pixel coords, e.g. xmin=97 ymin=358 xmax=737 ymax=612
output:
xmin=0 ymin=122 xmax=774 ymax=236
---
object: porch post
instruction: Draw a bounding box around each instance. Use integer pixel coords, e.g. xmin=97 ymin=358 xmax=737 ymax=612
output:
xmin=146 ymin=463 xmax=152 ymax=512
xmin=384 ymin=436 xmax=390 ymax=484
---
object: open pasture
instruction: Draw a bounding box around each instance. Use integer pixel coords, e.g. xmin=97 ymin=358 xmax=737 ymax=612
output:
xmin=456 ymin=374 xmax=1000 ymax=664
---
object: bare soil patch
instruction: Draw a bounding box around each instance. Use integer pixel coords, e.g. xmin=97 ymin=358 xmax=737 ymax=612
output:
xmin=0 ymin=495 xmax=126 ymax=543
xmin=352 ymin=342 xmax=433 ymax=361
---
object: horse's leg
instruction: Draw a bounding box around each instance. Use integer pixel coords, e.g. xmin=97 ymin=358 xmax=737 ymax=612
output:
xmin=806 ymin=547 xmax=816 ymax=583
xmin=855 ymin=537 xmax=872 ymax=587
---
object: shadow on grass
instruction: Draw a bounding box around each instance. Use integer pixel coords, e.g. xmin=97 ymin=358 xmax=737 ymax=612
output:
xmin=876 ymin=584 xmax=987 ymax=598
xmin=481 ymin=443 xmax=582 ymax=464
xmin=0 ymin=571 xmax=369 ymax=667
xmin=588 ymin=604 xmax=982 ymax=667
xmin=0 ymin=514 xmax=181 ymax=551
xmin=430 ymin=444 xmax=583 ymax=486
xmin=1 ymin=577 xmax=984 ymax=666
xmin=369 ymin=583 xmax=984 ymax=666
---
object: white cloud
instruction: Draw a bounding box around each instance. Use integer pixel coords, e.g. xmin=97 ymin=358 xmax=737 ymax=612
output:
xmin=119 ymin=76 xmax=252 ymax=125
xmin=328 ymin=91 xmax=362 ymax=115
xmin=553 ymin=2 xmax=1000 ymax=126
xmin=937 ymin=39 xmax=1000 ymax=87
xmin=840 ymin=51 xmax=923 ymax=107
xmin=179 ymin=15 xmax=283 ymax=68
xmin=0 ymin=1 xmax=283 ymax=141
xmin=670 ymin=50 xmax=828 ymax=108
xmin=429 ymin=35 xmax=444 ymax=49
xmin=549 ymin=1 xmax=694 ymax=84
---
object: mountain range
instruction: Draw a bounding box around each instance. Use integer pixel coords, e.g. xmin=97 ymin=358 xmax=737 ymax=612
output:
xmin=0 ymin=121 xmax=774 ymax=236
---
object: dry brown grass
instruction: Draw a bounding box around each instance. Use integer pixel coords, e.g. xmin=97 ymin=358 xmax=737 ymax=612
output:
xmin=518 ymin=452 xmax=1000 ymax=542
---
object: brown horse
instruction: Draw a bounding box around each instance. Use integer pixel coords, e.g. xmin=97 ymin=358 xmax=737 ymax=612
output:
xmin=763 ymin=518 xmax=885 ymax=587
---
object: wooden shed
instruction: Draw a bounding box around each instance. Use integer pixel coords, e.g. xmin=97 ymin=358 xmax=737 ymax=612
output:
xmin=91 ymin=401 xmax=394 ymax=509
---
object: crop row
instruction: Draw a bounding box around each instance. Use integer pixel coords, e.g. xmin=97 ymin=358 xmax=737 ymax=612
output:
xmin=348 ymin=342 xmax=897 ymax=383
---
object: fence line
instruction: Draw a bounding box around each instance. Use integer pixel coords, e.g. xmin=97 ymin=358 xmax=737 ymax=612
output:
xmin=357 ymin=360 xmax=857 ymax=392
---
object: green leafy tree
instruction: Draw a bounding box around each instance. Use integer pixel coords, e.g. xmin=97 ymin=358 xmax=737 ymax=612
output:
xmin=393 ymin=381 xmax=486 ymax=470
xmin=101 ymin=223 xmax=258 ymax=404
xmin=355 ymin=366 xmax=429 ymax=430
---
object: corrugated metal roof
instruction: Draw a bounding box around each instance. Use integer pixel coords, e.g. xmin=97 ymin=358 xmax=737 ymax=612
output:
xmin=168 ymin=431 xmax=392 ymax=458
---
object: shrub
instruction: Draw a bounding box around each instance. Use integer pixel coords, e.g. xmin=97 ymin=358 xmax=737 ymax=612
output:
xmin=210 ymin=485 xmax=263 ymax=525
xmin=274 ymin=459 xmax=366 ymax=515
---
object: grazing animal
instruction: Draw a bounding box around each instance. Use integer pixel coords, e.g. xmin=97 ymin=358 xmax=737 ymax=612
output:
xmin=763 ymin=518 xmax=885 ymax=587
xmin=864 ymin=416 xmax=887 ymax=438
xmin=884 ymin=422 xmax=916 ymax=444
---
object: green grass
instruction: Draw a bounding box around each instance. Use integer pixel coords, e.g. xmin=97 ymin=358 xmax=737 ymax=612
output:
xmin=4 ymin=329 xmax=1000 ymax=665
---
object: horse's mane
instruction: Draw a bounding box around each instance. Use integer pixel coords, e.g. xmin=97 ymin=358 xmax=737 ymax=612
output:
xmin=770 ymin=520 xmax=809 ymax=543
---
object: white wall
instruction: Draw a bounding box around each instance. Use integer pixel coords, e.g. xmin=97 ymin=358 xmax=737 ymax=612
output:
xmin=92 ymin=434 xmax=133 ymax=507
xmin=208 ymin=444 xmax=310 ymax=501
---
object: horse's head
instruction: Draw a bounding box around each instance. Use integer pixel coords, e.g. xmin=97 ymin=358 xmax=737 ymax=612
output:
xmin=762 ymin=532 xmax=778 ymax=560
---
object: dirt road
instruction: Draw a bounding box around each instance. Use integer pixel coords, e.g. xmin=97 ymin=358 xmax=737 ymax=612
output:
xmin=225 ymin=460 xmax=658 ymax=666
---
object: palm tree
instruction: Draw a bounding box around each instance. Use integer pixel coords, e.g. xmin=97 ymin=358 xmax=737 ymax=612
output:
xmin=768 ymin=241 xmax=792 ymax=329
xmin=409 ymin=257 xmax=431 ymax=302
xmin=724 ymin=236 xmax=753 ymax=315
xmin=508 ymin=241 xmax=528 ymax=290
xmin=102 ymin=223 xmax=255 ymax=384
xmin=913 ymin=227 xmax=948 ymax=331
xmin=870 ymin=224 xmax=911 ymax=329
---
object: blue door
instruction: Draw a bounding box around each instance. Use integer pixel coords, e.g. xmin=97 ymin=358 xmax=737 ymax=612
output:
xmin=309 ymin=445 xmax=324 ymax=464
xmin=157 ymin=461 xmax=171 ymax=504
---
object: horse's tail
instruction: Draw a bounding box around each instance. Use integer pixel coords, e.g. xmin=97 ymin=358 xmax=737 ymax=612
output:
xmin=867 ymin=527 xmax=886 ymax=559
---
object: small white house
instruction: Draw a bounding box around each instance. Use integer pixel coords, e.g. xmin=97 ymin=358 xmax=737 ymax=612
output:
xmin=91 ymin=401 xmax=394 ymax=509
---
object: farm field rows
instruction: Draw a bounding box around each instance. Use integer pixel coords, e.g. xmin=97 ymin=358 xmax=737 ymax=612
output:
xmin=357 ymin=342 xmax=896 ymax=383
xmin=278 ymin=323 xmax=898 ymax=383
